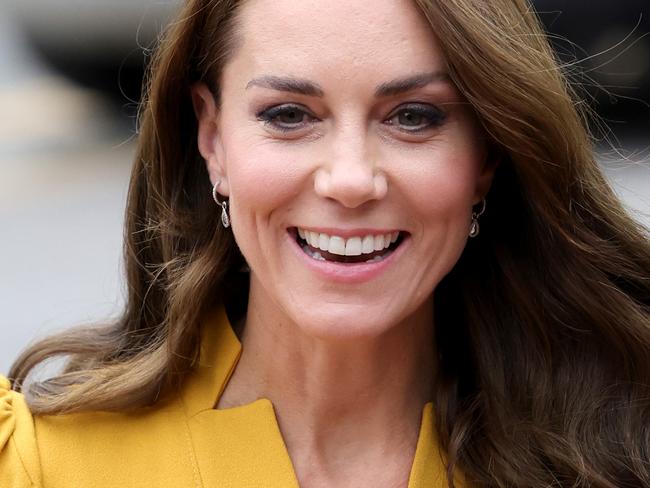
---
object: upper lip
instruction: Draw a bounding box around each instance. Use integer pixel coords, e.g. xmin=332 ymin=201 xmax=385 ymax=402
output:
xmin=291 ymin=226 xmax=405 ymax=238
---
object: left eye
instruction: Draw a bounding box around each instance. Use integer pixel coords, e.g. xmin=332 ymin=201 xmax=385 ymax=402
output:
xmin=256 ymin=104 xmax=315 ymax=132
xmin=385 ymin=104 xmax=446 ymax=132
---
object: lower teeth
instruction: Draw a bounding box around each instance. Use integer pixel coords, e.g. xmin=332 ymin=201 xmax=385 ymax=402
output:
xmin=301 ymin=245 xmax=387 ymax=263
xmin=366 ymin=255 xmax=385 ymax=263
xmin=302 ymin=245 xmax=326 ymax=261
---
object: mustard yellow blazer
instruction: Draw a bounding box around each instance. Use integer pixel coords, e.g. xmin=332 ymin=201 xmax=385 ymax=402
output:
xmin=1 ymin=309 xmax=458 ymax=487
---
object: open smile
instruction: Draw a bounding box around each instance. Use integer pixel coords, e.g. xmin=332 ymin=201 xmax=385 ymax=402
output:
xmin=289 ymin=228 xmax=408 ymax=265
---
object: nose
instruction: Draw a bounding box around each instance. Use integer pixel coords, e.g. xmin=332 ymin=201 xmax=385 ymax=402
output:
xmin=314 ymin=135 xmax=388 ymax=208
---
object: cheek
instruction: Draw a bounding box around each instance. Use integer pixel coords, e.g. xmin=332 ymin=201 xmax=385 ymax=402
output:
xmin=222 ymin=137 xmax=307 ymax=236
xmin=408 ymin=167 xmax=474 ymax=215
xmin=392 ymin=144 xmax=484 ymax=228
xmin=221 ymin=113 xmax=485 ymax=236
xmin=218 ymin=104 xmax=306 ymax=202
xmin=399 ymin=150 xmax=483 ymax=290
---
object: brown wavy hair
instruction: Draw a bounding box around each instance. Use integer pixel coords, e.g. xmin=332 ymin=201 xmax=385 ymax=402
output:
xmin=10 ymin=0 xmax=650 ymax=486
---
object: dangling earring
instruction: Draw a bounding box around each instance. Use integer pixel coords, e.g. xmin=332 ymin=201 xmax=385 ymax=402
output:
xmin=212 ymin=179 xmax=231 ymax=228
xmin=469 ymin=198 xmax=486 ymax=238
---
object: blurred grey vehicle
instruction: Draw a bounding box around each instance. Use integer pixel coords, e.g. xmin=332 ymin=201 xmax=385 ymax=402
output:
xmin=8 ymin=0 xmax=650 ymax=127
xmin=6 ymin=0 xmax=181 ymax=111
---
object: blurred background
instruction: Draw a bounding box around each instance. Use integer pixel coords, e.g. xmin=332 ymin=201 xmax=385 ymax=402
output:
xmin=1 ymin=0 xmax=649 ymax=374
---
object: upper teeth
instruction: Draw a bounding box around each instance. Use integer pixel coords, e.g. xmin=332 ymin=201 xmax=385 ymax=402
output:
xmin=297 ymin=229 xmax=400 ymax=256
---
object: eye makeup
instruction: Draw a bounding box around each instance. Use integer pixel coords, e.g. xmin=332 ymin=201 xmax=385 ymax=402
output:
xmin=255 ymin=101 xmax=448 ymax=136
xmin=383 ymin=103 xmax=447 ymax=134
xmin=255 ymin=103 xmax=319 ymax=133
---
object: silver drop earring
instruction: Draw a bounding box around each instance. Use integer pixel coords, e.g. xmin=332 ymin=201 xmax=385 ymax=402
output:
xmin=469 ymin=198 xmax=486 ymax=238
xmin=212 ymin=180 xmax=231 ymax=228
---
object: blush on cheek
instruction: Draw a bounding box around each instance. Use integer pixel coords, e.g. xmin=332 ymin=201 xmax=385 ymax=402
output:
xmin=225 ymin=155 xmax=314 ymax=276
xmin=410 ymin=171 xmax=477 ymax=219
xmin=227 ymin=150 xmax=303 ymax=205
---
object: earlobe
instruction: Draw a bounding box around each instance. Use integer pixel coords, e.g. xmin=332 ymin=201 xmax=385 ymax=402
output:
xmin=191 ymin=82 xmax=229 ymax=195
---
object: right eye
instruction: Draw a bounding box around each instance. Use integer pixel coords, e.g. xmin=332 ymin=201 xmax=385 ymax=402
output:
xmin=256 ymin=104 xmax=317 ymax=132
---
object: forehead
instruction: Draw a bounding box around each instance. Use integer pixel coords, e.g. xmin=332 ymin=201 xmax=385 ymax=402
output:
xmin=226 ymin=0 xmax=446 ymax=84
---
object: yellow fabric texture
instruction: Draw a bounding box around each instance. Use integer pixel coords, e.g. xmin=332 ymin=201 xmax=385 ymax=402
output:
xmin=1 ymin=309 xmax=457 ymax=487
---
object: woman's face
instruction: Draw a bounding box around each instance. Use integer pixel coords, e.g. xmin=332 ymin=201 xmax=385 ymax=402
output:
xmin=197 ymin=0 xmax=494 ymax=338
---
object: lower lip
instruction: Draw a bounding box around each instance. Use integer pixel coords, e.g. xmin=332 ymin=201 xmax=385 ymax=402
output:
xmin=286 ymin=232 xmax=409 ymax=284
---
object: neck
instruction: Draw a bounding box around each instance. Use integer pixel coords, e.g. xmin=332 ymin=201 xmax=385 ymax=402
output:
xmin=219 ymin=279 xmax=436 ymax=484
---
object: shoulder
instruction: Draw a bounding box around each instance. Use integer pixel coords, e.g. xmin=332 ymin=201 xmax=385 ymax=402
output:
xmin=33 ymin=391 xmax=199 ymax=487
xmin=0 ymin=310 xmax=240 ymax=487
xmin=0 ymin=376 xmax=41 ymax=487
xmin=1 ymin=375 xmax=201 ymax=487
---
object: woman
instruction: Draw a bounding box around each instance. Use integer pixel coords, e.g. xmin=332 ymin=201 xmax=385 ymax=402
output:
xmin=2 ymin=0 xmax=649 ymax=486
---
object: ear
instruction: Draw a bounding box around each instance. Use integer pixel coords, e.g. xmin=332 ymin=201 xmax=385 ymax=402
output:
xmin=191 ymin=82 xmax=229 ymax=196
xmin=473 ymin=143 xmax=501 ymax=205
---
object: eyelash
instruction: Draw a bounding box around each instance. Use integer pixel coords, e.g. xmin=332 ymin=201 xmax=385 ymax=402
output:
xmin=255 ymin=103 xmax=447 ymax=134
xmin=384 ymin=103 xmax=447 ymax=134
xmin=256 ymin=103 xmax=316 ymax=133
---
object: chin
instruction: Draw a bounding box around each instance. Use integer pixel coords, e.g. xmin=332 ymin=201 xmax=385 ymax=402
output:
xmin=283 ymin=297 xmax=423 ymax=342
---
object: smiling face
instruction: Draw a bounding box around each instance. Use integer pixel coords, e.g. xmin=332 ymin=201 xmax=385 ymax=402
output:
xmin=195 ymin=0 xmax=494 ymax=339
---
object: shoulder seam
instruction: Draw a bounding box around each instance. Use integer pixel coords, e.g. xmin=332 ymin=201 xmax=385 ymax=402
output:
xmin=178 ymin=396 xmax=204 ymax=488
xmin=9 ymin=434 xmax=39 ymax=487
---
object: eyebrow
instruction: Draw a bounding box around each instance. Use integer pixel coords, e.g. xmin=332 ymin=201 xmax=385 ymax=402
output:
xmin=375 ymin=71 xmax=451 ymax=97
xmin=245 ymin=71 xmax=450 ymax=98
xmin=246 ymin=75 xmax=325 ymax=96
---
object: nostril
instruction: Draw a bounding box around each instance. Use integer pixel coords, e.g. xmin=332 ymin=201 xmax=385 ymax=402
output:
xmin=314 ymin=166 xmax=386 ymax=208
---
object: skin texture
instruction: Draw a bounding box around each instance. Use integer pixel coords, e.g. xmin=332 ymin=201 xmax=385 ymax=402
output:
xmin=193 ymin=0 xmax=495 ymax=485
